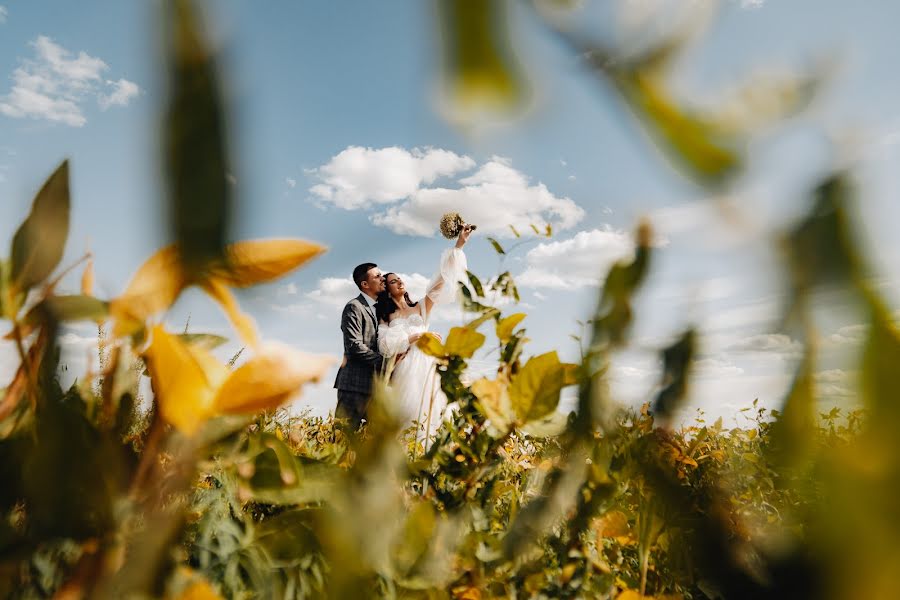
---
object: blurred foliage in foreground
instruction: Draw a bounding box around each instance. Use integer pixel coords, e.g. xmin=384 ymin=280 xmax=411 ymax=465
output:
xmin=3 ymin=0 xmax=900 ymax=598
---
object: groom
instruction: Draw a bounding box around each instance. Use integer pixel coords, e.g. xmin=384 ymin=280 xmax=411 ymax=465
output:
xmin=333 ymin=262 xmax=386 ymax=428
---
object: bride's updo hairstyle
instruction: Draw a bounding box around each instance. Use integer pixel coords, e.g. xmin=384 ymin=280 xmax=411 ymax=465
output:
xmin=375 ymin=272 xmax=418 ymax=323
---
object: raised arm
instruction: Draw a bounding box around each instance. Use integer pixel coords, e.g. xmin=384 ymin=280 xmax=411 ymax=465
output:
xmin=424 ymin=225 xmax=472 ymax=316
xmin=341 ymin=303 xmax=384 ymax=370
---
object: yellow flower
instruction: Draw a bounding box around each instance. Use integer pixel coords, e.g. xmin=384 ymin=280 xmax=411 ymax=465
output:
xmin=144 ymin=325 xmax=334 ymax=436
xmin=111 ymin=238 xmax=325 ymax=346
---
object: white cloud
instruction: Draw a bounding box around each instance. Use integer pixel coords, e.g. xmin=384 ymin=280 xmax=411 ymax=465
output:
xmin=309 ymin=146 xmax=475 ymax=210
xmin=516 ymin=228 xmax=636 ymax=289
xmin=286 ymin=177 xmax=297 ymax=188
xmin=726 ymin=333 xmax=802 ymax=355
xmin=0 ymin=6 xmax=7 ymax=24
xmin=693 ymin=357 xmax=744 ymax=379
xmin=0 ymin=36 xmax=139 ymax=126
xmin=373 ymin=158 xmax=585 ymax=237
xmin=309 ymin=147 xmax=584 ymax=238
xmin=97 ymin=78 xmax=139 ymax=109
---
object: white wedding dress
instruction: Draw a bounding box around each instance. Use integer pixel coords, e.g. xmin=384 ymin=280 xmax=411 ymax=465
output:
xmin=378 ymin=247 xmax=467 ymax=440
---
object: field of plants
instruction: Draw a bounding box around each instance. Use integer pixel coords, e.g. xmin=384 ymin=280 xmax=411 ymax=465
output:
xmin=3 ymin=1 xmax=900 ymax=598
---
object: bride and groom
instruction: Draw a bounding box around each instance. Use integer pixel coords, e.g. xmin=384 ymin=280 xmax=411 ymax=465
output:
xmin=333 ymin=226 xmax=473 ymax=437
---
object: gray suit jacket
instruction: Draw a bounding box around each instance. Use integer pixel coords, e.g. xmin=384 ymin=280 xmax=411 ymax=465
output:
xmin=333 ymin=293 xmax=385 ymax=394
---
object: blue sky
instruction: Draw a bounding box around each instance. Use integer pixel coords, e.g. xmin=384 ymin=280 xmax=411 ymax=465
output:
xmin=2 ymin=0 xmax=900 ymax=422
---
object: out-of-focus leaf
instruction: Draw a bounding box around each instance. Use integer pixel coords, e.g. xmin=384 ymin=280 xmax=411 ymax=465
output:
xmin=175 ymin=578 xmax=224 ymax=600
xmin=10 ymin=161 xmax=70 ymax=293
xmin=178 ymin=332 xmax=228 ymax=351
xmin=438 ymin=0 xmax=524 ymax=113
xmin=486 ymin=237 xmax=506 ymax=255
xmin=520 ymin=410 xmax=568 ymax=438
xmin=24 ymin=295 xmax=108 ymax=328
xmin=214 ymin=239 xmax=326 ymax=288
xmin=769 ymin=343 xmax=816 ymax=467
xmin=81 ymin=255 xmax=94 ymax=296
xmin=509 ymin=224 xmax=521 ymax=238
xmin=144 ymin=325 xmax=223 ymax=435
xmin=496 ymin=313 xmax=526 ymax=343
xmin=491 ymin=271 xmax=519 ymax=302
xmin=110 ymin=244 xmax=186 ymax=337
xmin=460 ymin=284 xmax=494 ymax=313
xmin=165 ymin=0 xmax=231 ymax=273
xmin=785 ymin=174 xmax=858 ymax=295
xmin=443 ymin=327 xmax=486 ymax=359
xmin=709 ymin=64 xmax=828 ymax=136
xmin=594 ymin=221 xmax=652 ymax=345
xmin=391 ymin=501 xmax=437 ymax=576
xmin=466 ymin=270 xmax=485 ymax=297
xmin=651 ymin=328 xmax=695 ymax=419
xmin=471 ymin=377 xmax=514 ymax=434
xmin=607 ymin=56 xmax=739 ymax=184
xmin=859 ymin=294 xmax=900 ymax=433
xmin=252 ymin=509 xmax=321 ymax=568
xmin=200 ymin=278 xmax=259 ymax=347
xmin=212 ymin=343 xmax=333 ymax=415
xmin=509 ymin=351 xmax=574 ymax=423
xmin=465 ymin=307 xmax=501 ymax=330
xmin=417 ymin=333 xmax=446 ymax=358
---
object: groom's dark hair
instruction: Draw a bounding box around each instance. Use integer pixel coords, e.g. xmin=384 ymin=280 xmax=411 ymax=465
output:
xmin=353 ymin=262 xmax=378 ymax=290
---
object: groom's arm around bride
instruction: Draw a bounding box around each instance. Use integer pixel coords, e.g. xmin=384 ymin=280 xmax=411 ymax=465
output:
xmin=333 ymin=262 xmax=386 ymax=429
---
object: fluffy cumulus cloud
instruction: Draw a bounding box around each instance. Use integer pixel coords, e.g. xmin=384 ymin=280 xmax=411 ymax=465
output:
xmin=309 ymin=146 xmax=475 ymax=210
xmin=309 ymin=147 xmax=584 ymax=238
xmin=516 ymin=228 xmax=636 ymax=289
xmin=0 ymin=36 xmax=139 ymax=126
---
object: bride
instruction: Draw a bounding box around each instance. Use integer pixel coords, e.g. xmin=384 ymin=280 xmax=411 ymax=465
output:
xmin=376 ymin=225 xmax=472 ymax=440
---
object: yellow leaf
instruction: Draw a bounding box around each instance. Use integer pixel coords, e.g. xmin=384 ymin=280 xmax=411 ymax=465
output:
xmin=508 ymin=352 xmax=575 ymax=423
xmin=417 ymin=333 xmax=446 ymax=358
xmin=111 ymin=245 xmax=186 ymax=336
xmin=443 ymin=326 xmax=486 ymax=358
xmin=617 ymin=591 xmax=644 ymax=600
xmin=144 ymin=325 xmax=217 ymax=435
xmin=81 ymin=255 xmax=94 ymax=296
xmin=213 ymin=343 xmax=334 ymax=415
xmin=201 ymin=277 xmax=259 ymax=347
xmin=471 ymin=377 xmax=513 ymax=434
xmin=214 ymin=239 xmax=326 ymax=288
xmin=496 ymin=312 xmax=526 ymax=343
xmin=175 ymin=579 xmax=224 ymax=600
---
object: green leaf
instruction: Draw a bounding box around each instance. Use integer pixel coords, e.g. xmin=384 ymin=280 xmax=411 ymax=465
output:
xmin=491 ymin=271 xmax=519 ymax=302
xmin=860 ymin=294 xmax=900 ymax=433
xmin=496 ymin=313 xmax=526 ymax=343
xmin=769 ymin=345 xmax=816 ymax=468
xmin=466 ymin=270 xmax=485 ymax=297
xmin=465 ymin=307 xmax=501 ymax=330
xmin=391 ymin=501 xmax=437 ymax=576
xmin=178 ymin=332 xmax=229 ymax=351
xmin=460 ymin=284 xmax=494 ymax=313
xmin=509 ymin=224 xmax=521 ymax=238
xmin=651 ymin=329 xmax=695 ymax=419
xmin=443 ymin=326 xmax=486 ymax=359
xmin=438 ymin=0 xmax=524 ymax=113
xmin=165 ymin=0 xmax=232 ymax=273
xmin=486 ymin=237 xmax=506 ymax=255
xmin=609 ymin=62 xmax=739 ymax=184
xmin=10 ymin=161 xmax=70 ymax=293
xmin=24 ymin=294 xmax=108 ymax=328
xmin=509 ymin=351 xmax=573 ymax=423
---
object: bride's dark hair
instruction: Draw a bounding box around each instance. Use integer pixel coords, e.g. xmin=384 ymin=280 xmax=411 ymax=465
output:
xmin=375 ymin=272 xmax=418 ymax=323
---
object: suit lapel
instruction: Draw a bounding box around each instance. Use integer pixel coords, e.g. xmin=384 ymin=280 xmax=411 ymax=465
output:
xmin=357 ymin=293 xmax=377 ymax=329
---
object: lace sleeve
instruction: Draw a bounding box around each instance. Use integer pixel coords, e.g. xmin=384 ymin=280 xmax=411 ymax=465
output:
xmin=425 ymin=248 xmax=468 ymax=305
xmin=378 ymin=322 xmax=410 ymax=357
